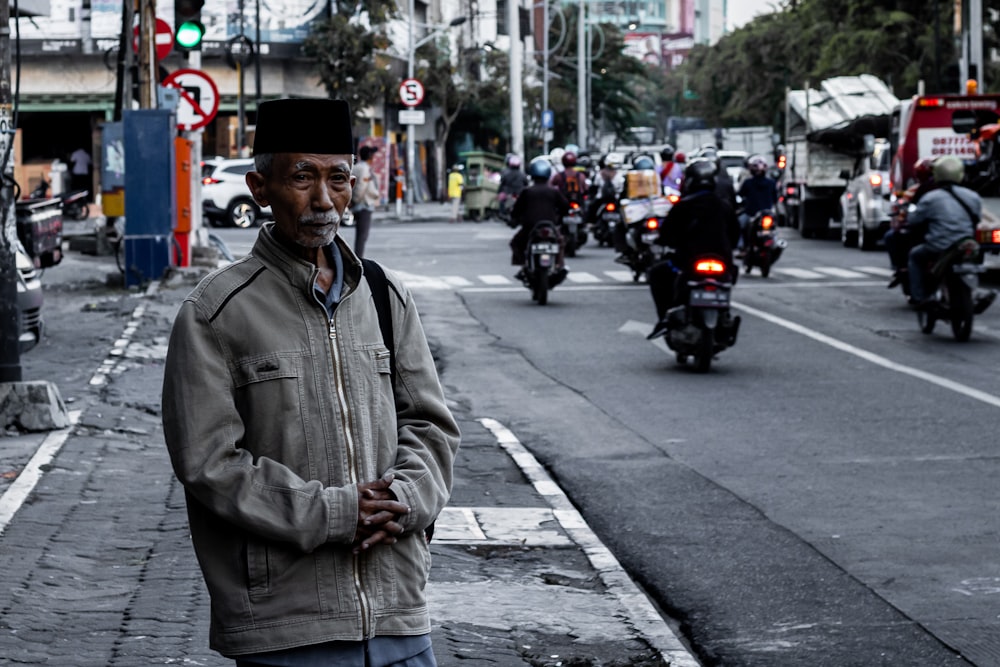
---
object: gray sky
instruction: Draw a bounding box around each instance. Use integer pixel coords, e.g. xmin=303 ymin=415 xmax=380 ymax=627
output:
xmin=728 ymin=0 xmax=780 ymax=30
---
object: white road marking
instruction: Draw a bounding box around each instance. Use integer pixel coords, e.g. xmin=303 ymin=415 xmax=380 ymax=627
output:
xmin=566 ymin=271 xmax=602 ymax=283
xmin=478 ymin=274 xmax=514 ymax=285
xmin=734 ymin=301 xmax=1000 ymax=409
xmin=619 ymin=319 xmax=670 ymax=354
xmin=441 ymin=275 xmax=473 ymax=287
xmin=478 ymin=418 xmax=702 ymax=667
xmin=0 ymin=411 xmax=82 ymax=536
xmin=814 ymin=266 xmax=869 ymax=278
xmin=605 ymin=270 xmax=636 ymax=282
xmin=854 ymin=265 xmax=895 ymax=277
xmin=772 ymin=267 xmax=825 ymax=279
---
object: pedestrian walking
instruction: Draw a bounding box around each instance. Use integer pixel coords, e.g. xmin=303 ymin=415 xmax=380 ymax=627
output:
xmin=69 ymin=146 xmax=92 ymax=198
xmin=351 ymin=144 xmax=380 ymax=258
xmin=161 ymin=97 xmax=461 ymax=667
xmin=447 ymin=164 xmax=464 ymax=222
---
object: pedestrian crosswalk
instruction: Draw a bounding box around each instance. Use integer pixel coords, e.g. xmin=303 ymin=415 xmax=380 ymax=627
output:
xmin=394 ymin=266 xmax=895 ymax=291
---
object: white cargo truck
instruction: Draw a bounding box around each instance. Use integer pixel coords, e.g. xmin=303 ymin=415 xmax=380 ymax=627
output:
xmin=782 ymin=75 xmax=900 ymax=238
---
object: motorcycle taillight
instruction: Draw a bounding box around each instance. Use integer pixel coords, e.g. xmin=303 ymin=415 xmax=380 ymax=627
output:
xmin=667 ymin=194 xmax=680 ymax=204
xmin=570 ymin=201 xmax=581 ymax=211
xmin=645 ymin=217 xmax=660 ymax=231
xmin=536 ymin=226 xmax=556 ymax=239
xmin=606 ymin=202 xmax=617 ymax=212
xmin=760 ymin=215 xmax=774 ymax=230
xmin=694 ymin=259 xmax=726 ymax=275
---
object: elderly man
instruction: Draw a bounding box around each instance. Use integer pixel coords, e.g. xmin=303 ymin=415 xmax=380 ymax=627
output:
xmin=161 ymin=98 xmax=460 ymax=666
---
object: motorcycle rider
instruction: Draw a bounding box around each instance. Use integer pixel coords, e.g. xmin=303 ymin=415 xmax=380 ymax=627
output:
xmin=647 ymin=159 xmax=741 ymax=339
xmin=498 ymin=154 xmax=530 ymax=218
xmin=586 ymin=154 xmax=623 ymax=228
xmin=885 ymin=157 xmax=936 ymax=288
xmin=736 ymin=155 xmax=778 ymax=253
xmin=550 ymin=151 xmax=589 ymax=206
xmin=659 ymin=145 xmax=683 ymax=191
xmin=906 ymin=155 xmax=982 ymax=308
xmin=510 ymin=158 xmax=570 ymax=284
xmin=614 ymin=154 xmax=661 ymax=262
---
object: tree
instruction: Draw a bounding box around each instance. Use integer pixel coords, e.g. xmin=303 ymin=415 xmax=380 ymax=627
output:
xmin=302 ymin=1 xmax=398 ymax=127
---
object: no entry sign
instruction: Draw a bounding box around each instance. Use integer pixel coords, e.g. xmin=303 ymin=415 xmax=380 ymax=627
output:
xmin=162 ymin=68 xmax=220 ymax=131
xmin=132 ymin=18 xmax=174 ymax=61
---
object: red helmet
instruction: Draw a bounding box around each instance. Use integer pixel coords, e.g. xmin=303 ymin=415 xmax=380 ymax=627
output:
xmin=674 ymin=151 xmax=686 ymax=164
xmin=914 ymin=157 xmax=934 ymax=184
xmin=562 ymin=151 xmax=578 ymax=168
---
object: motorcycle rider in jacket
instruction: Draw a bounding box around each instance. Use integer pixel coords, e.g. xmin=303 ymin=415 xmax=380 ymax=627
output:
xmin=906 ymin=156 xmax=984 ymax=307
xmin=736 ymin=155 xmax=778 ymax=252
xmin=510 ymin=158 xmax=570 ymax=283
xmin=647 ymin=159 xmax=741 ymax=339
xmin=498 ymin=154 xmax=530 ymax=216
xmin=586 ymin=154 xmax=623 ymax=227
xmin=885 ymin=157 xmax=936 ymax=288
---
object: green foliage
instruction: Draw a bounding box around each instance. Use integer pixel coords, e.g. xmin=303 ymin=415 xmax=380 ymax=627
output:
xmin=665 ymin=0 xmax=992 ymax=129
xmin=301 ymin=3 xmax=398 ymax=122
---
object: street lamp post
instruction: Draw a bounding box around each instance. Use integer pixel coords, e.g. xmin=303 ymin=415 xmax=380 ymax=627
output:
xmin=404 ymin=2 xmax=465 ymax=217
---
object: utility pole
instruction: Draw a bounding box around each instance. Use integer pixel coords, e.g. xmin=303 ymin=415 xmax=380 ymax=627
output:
xmin=576 ymin=0 xmax=586 ymax=149
xmin=1 ymin=0 xmax=21 ymax=382
xmin=508 ymin=0 xmax=524 ymax=159
xmin=137 ymin=0 xmax=157 ymax=108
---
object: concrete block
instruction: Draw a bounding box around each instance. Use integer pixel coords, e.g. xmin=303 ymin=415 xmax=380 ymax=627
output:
xmin=0 ymin=381 xmax=70 ymax=432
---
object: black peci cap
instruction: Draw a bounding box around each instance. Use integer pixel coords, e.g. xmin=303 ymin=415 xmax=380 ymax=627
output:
xmin=253 ymin=98 xmax=354 ymax=156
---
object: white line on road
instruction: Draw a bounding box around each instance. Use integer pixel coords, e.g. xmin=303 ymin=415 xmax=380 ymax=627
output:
xmin=565 ymin=271 xmax=602 ymax=283
xmin=734 ymin=302 xmax=1000 ymax=409
xmin=771 ymin=267 xmax=825 ymax=279
xmin=0 ymin=411 xmax=82 ymax=537
xmin=813 ymin=266 xmax=870 ymax=278
xmin=854 ymin=266 xmax=895 ymax=277
xmin=478 ymin=418 xmax=702 ymax=667
xmin=478 ymin=274 xmax=514 ymax=285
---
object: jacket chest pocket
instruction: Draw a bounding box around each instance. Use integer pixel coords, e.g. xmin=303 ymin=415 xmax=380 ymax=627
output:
xmin=232 ymin=352 xmax=313 ymax=465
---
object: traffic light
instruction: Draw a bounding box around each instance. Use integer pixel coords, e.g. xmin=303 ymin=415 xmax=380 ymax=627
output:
xmin=174 ymin=0 xmax=205 ymax=51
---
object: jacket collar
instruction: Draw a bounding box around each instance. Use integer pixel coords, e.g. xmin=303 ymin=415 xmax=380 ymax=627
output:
xmin=253 ymin=221 xmax=363 ymax=295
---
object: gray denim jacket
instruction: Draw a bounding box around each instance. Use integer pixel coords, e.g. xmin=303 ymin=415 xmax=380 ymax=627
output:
xmin=161 ymin=224 xmax=460 ymax=656
xmin=908 ymin=184 xmax=981 ymax=251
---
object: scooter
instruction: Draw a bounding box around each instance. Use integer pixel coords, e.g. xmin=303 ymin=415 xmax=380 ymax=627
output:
xmin=661 ymin=254 xmax=741 ymax=372
xmin=561 ymin=199 xmax=587 ymax=257
xmin=519 ymin=220 xmax=567 ymax=305
xmin=742 ymin=209 xmax=787 ymax=278
xmin=622 ymin=215 xmax=663 ymax=282
xmin=592 ymin=198 xmax=622 ymax=247
xmin=29 ymin=180 xmax=90 ymax=221
xmin=916 ymin=238 xmax=995 ymax=341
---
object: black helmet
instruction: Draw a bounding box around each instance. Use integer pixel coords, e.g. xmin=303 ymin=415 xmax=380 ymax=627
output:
xmin=683 ymin=159 xmax=718 ymax=194
xmin=528 ymin=158 xmax=552 ymax=181
xmin=660 ymin=144 xmax=675 ymax=162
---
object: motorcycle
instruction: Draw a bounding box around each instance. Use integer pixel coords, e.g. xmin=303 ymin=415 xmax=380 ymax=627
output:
xmin=561 ymin=199 xmax=588 ymax=257
xmin=661 ymin=255 xmax=741 ymax=372
xmin=916 ymin=238 xmax=995 ymax=341
xmin=497 ymin=192 xmax=517 ymax=225
xmin=742 ymin=209 xmax=787 ymax=278
xmin=29 ymin=180 xmax=90 ymax=221
xmin=622 ymin=215 xmax=663 ymax=282
xmin=520 ymin=220 xmax=567 ymax=305
xmin=592 ymin=198 xmax=622 ymax=247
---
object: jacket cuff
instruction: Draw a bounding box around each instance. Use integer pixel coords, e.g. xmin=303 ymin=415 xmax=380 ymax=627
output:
xmin=325 ymin=485 xmax=359 ymax=544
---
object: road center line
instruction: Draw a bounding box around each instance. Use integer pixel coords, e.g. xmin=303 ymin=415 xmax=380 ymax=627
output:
xmin=733 ymin=301 xmax=1000 ymax=409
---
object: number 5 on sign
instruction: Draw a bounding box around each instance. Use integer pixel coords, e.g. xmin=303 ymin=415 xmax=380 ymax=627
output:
xmin=399 ymin=78 xmax=425 ymax=107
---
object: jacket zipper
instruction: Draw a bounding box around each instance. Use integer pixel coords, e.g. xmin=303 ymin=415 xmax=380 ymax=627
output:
xmin=328 ymin=316 xmax=372 ymax=637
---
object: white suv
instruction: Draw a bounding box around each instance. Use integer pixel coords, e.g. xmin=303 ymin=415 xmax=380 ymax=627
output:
xmin=201 ymin=157 xmax=270 ymax=228
xmin=839 ymin=138 xmax=892 ymax=250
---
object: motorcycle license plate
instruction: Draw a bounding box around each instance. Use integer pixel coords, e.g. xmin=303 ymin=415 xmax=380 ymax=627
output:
xmin=532 ymin=242 xmax=559 ymax=254
xmin=690 ymin=289 xmax=730 ymax=307
xmin=641 ymin=232 xmax=659 ymax=244
xmin=602 ymin=212 xmax=621 ymax=222
xmin=563 ymin=215 xmax=582 ymax=224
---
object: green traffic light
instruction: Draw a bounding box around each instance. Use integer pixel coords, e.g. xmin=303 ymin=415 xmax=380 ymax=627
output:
xmin=175 ymin=20 xmax=205 ymax=49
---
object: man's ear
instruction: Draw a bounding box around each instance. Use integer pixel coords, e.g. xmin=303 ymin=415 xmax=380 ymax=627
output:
xmin=246 ymin=171 xmax=268 ymax=207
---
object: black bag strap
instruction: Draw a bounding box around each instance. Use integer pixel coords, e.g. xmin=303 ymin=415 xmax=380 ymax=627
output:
xmin=363 ymin=258 xmax=439 ymax=543
xmin=941 ymin=184 xmax=980 ymax=230
xmin=362 ymin=258 xmax=395 ymax=386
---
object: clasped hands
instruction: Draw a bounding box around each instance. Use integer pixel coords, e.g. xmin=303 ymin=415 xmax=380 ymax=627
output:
xmin=353 ymin=473 xmax=409 ymax=554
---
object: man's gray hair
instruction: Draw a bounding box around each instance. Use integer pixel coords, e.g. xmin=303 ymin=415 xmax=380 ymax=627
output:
xmin=254 ymin=153 xmax=273 ymax=176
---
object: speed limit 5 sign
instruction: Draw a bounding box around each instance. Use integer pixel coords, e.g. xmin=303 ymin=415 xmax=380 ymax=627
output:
xmin=399 ymin=78 xmax=425 ymax=107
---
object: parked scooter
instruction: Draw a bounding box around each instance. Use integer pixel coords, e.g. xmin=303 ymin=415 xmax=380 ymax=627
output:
xmin=561 ymin=200 xmax=587 ymax=257
xmin=661 ymin=254 xmax=741 ymax=372
xmin=742 ymin=209 xmax=787 ymax=278
xmin=915 ymin=238 xmax=995 ymax=341
xmin=519 ymin=220 xmax=567 ymax=305
xmin=29 ymin=180 xmax=89 ymax=221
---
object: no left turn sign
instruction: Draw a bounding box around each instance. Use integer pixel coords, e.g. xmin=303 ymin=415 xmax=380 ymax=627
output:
xmin=162 ymin=68 xmax=220 ymax=131
xmin=399 ymin=78 xmax=425 ymax=107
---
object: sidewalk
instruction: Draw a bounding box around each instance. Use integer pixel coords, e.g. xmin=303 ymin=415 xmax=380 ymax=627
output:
xmin=0 ymin=250 xmax=700 ymax=666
